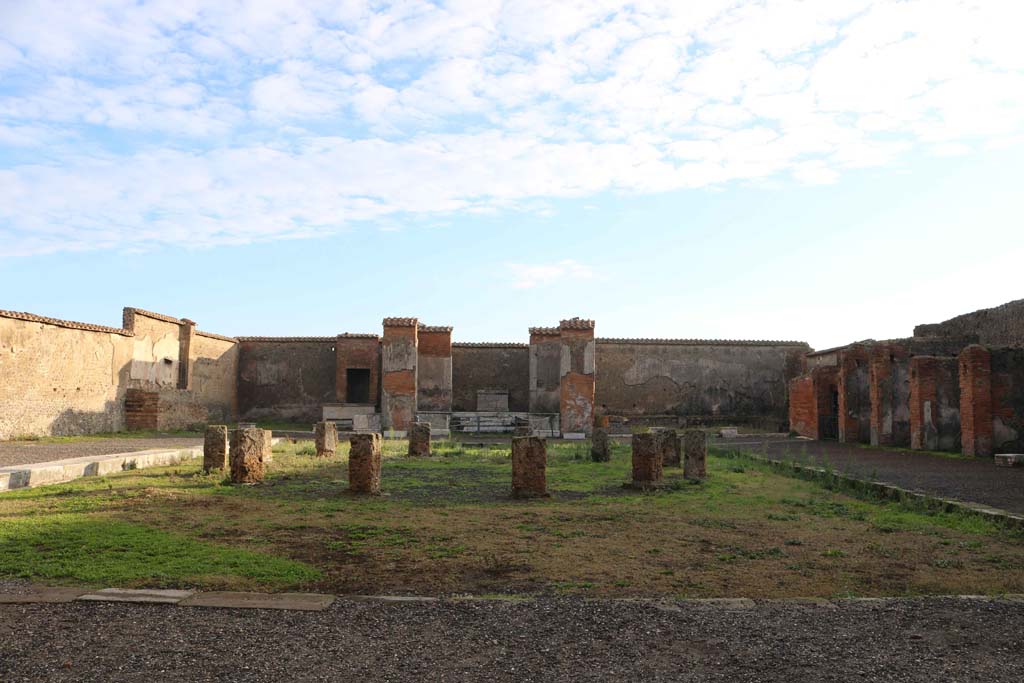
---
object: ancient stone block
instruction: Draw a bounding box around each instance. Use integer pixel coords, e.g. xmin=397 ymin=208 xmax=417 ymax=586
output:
xmin=203 ymin=424 xmax=229 ymax=472
xmin=511 ymin=436 xmax=547 ymax=498
xmin=591 ymin=427 xmax=611 ymax=462
xmin=408 ymin=421 xmax=431 ymax=457
xmin=315 ymin=421 xmax=337 ymax=457
xmin=655 ymin=428 xmax=681 ymax=467
xmin=230 ymin=427 xmax=266 ymax=484
xmin=349 ymin=433 xmax=382 ymax=494
xmin=684 ymin=429 xmax=707 ymax=481
xmin=630 ymin=432 xmax=662 ymax=488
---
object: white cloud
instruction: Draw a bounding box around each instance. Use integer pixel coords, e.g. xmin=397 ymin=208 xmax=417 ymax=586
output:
xmin=506 ymin=259 xmax=595 ymax=289
xmin=0 ymin=0 xmax=1023 ymax=255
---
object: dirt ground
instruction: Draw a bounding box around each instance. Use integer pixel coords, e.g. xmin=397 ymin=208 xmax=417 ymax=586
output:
xmin=720 ymin=437 xmax=1024 ymax=514
xmin=2 ymin=595 xmax=1023 ymax=682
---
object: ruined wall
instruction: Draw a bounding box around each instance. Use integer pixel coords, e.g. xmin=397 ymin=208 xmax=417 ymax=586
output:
xmin=908 ymin=356 xmax=960 ymax=452
xmin=335 ymin=335 xmax=380 ymax=405
xmin=595 ymin=340 xmax=808 ymax=421
xmin=788 ymin=366 xmax=839 ymax=440
xmin=237 ymin=338 xmax=336 ymax=423
xmin=914 ymin=299 xmax=1024 ymax=347
xmin=417 ymin=327 xmax=453 ymax=412
xmin=381 ymin=319 xmax=418 ymax=431
xmin=528 ymin=329 xmax=561 ymax=414
xmin=123 ymin=309 xmax=237 ymax=430
xmin=0 ymin=312 xmax=132 ymax=439
xmin=451 ymin=344 xmax=530 ymax=412
xmin=991 ymin=347 xmax=1024 ymax=454
xmin=788 ymin=375 xmax=816 ymax=438
xmin=868 ymin=344 xmax=911 ymax=447
xmin=190 ymin=331 xmax=238 ymax=423
xmin=0 ymin=307 xmax=238 ymax=438
xmin=837 ymin=345 xmax=871 ymax=444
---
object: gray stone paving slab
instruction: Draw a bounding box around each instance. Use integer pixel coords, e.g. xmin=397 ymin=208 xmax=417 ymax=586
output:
xmin=0 ymin=587 xmax=90 ymax=604
xmin=77 ymin=588 xmax=194 ymax=604
xmin=179 ymin=591 xmax=335 ymax=611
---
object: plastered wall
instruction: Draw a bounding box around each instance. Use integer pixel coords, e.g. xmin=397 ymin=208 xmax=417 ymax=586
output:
xmin=0 ymin=308 xmax=238 ymax=439
xmin=595 ymin=340 xmax=808 ymax=420
xmin=237 ymin=339 xmax=336 ymax=423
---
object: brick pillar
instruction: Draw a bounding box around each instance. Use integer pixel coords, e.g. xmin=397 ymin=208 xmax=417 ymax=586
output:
xmin=909 ymin=356 xmax=938 ymax=451
xmin=558 ymin=318 xmax=596 ymax=437
xmin=381 ymin=318 xmax=418 ymax=434
xmin=529 ymin=327 xmax=562 ymax=414
xmin=960 ymin=345 xmax=992 ymax=457
xmin=178 ymin=319 xmax=196 ymax=390
xmin=788 ymin=375 xmax=818 ymax=439
xmin=655 ymin=429 xmax=681 ymax=467
xmin=416 ymin=326 xmax=453 ymax=413
xmin=837 ymin=345 xmax=870 ymax=444
xmin=868 ymin=345 xmax=910 ymax=447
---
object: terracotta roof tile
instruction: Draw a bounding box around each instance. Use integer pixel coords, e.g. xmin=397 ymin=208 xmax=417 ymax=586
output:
xmin=382 ymin=317 xmax=418 ymax=327
xmin=0 ymin=309 xmax=133 ymax=336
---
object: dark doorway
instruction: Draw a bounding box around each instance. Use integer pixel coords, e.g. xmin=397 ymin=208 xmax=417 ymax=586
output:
xmin=346 ymin=368 xmax=371 ymax=404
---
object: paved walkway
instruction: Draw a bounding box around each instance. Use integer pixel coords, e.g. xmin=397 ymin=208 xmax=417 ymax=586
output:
xmin=0 ymin=436 xmax=201 ymax=469
xmin=717 ymin=437 xmax=1024 ymax=515
xmin=2 ymin=594 xmax=1022 ymax=681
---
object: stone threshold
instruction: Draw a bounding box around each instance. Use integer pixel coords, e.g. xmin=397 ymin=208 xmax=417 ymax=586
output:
xmin=717 ymin=449 xmax=1024 ymax=529
xmin=3 ymin=587 xmax=1024 ymax=611
xmin=0 ymin=446 xmax=203 ymax=493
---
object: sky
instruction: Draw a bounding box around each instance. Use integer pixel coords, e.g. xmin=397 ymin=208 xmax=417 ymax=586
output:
xmin=0 ymin=0 xmax=1022 ymax=350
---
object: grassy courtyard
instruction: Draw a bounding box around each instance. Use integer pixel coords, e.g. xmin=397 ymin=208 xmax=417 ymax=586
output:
xmin=1 ymin=438 xmax=1022 ymax=598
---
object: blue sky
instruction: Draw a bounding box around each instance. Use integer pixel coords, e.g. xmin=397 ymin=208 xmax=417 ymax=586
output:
xmin=1 ymin=1 xmax=1022 ymax=349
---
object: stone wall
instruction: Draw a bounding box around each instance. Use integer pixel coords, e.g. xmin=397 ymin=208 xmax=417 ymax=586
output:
xmin=595 ymin=339 xmax=808 ymax=422
xmin=237 ymin=338 xmax=336 ymax=423
xmin=914 ymin=299 xmax=1024 ymax=347
xmin=451 ymin=343 xmax=530 ymax=412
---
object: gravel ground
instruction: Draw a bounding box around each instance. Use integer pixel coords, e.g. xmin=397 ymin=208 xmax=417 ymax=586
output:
xmin=0 ymin=437 xmax=202 ymax=468
xmin=720 ymin=437 xmax=1024 ymax=514
xmin=1 ymin=590 xmax=1022 ymax=682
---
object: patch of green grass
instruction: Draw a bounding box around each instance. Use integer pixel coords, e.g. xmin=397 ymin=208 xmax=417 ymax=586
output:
xmin=0 ymin=514 xmax=319 ymax=588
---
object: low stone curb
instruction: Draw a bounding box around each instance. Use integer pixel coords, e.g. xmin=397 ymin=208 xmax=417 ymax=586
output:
xmin=4 ymin=588 xmax=1024 ymax=611
xmin=0 ymin=447 xmax=203 ymax=493
xmin=716 ymin=448 xmax=1024 ymax=529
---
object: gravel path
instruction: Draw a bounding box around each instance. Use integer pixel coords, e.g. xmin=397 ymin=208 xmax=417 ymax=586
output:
xmin=1 ymin=595 xmax=1022 ymax=681
xmin=0 ymin=437 xmax=202 ymax=468
xmin=718 ymin=437 xmax=1024 ymax=514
